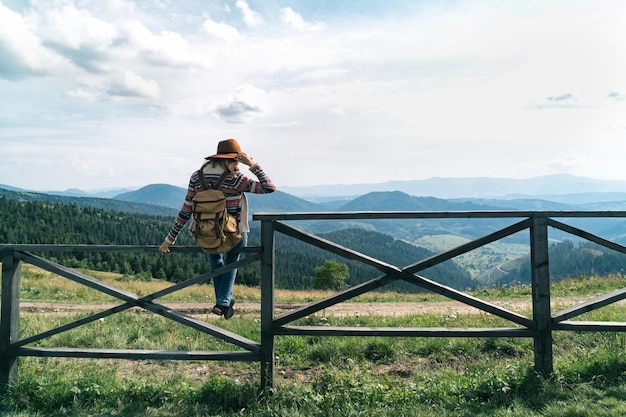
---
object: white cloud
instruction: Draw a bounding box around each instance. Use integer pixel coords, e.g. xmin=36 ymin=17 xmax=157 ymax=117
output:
xmin=65 ymin=88 xmax=101 ymax=101
xmin=547 ymin=155 xmax=588 ymax=173
xmin=329 ymin=107 xmax=346 ymax=117
xmin=235 ymin=0 xmax=264 ymax=27
xmin=108 ymin=70 xmax=161 ymax=99
xmin=608 ymin=91 xmax=626 ymax=101
xmin=201 ymin=18 xmax=240 ymax=43
xmin=30 ymin=3 xmax=118 ymax=51
xmin=212 ymin=84 xmax=271 ymax=123
xmin=121 ymin=20 xmax=209 ymax=68
xmin=106 ymin=0 xmax=136 ymax=14
xmin=147 ymin=31 xmax=199 ymax=67
xmin=280 ymin=7 xmax=324 ymax=31
xmin=0 ymin=3 xmax=70 ymax=78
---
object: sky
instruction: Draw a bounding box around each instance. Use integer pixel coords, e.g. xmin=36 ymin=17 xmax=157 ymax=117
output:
xmin=1 ymin=0 xmax=626 ymax=192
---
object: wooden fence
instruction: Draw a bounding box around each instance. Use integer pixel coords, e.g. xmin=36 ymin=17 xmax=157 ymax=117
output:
xmin=3 ymin=210 xmax=626 ymax=393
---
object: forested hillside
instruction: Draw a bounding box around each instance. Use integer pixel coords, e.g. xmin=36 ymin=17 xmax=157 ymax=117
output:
xmin=3 ymin=193 xmax=626 ymax=291
xmin=496 ymin=239 xmax=626 ymax=286
xmin=271 ymin=228 xmax=474 ymax=292
xmin=0 ymin=197 xmax=471 ymax=291
xmin=0 ymin=188 xmax=176 ymax=216
xmin=0 ymin=197 xmax=206 ymax=283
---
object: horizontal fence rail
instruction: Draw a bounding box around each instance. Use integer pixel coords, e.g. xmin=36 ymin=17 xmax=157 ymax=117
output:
xmin=2 ymin=210 xmax=626 ymax=392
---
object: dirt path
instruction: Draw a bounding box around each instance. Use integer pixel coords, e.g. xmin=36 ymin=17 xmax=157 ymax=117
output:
xmin=19 ymin=296 xmax=595 ymax=317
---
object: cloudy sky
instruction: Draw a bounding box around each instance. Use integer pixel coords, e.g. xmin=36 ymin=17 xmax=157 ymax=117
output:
xmin=1 ymin=0 xmax=625 ymax=192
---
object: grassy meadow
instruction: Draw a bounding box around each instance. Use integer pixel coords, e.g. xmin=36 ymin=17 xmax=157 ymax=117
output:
xmin=2 ymin=266 xmax=626 ymax=416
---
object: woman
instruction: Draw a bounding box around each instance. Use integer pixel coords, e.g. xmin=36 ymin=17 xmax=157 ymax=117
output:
xmin=159 ymin=138 xmax=276 ymax=319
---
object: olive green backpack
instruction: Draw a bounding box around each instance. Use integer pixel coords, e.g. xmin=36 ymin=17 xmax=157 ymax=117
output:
xmin=189 ymin=169 xmax=242 ymax=254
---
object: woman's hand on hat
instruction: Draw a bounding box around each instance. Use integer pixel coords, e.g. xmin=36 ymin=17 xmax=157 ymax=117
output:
xmin=236 ymin=152 xmax=254 ymax=166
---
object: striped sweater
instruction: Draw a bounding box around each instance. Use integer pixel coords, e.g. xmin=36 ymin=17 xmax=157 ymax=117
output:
xmin=164 ymin=163 xmax=276 ymax=244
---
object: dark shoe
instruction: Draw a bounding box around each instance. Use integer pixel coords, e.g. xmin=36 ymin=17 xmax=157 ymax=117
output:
xmin=223 ymin=299 xmax=236 ymax=320
xmin=210 ymin=305 xmax=223 ymax=316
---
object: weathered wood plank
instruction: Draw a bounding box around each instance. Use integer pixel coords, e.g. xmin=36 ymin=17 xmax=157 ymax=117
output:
xmin=260 ymin=220 xmax=276 ymax=391
xmin=274 ymin=326 xmax=534 ymax=338
xmin=15 ymin=347 xmax=259 ymax=361
xmin=0 ymin=253 xmax=20 ymax=392
xmin=548 ymin=219 xmax=626 ymax=255
xmin=0 ymin=244 xmax=260 ymax=254
xmin=1 ymin=244 xmax=174 ymax=253
xmin=553 ymin=321 xmax=626 ymax=332
xmin=20 ymin=252 xmax=140 ymax=302
xmin=530 ymin=215 xmax=553 ymax=376
xmin=254 ymin=211 xmax=626 ymax=221
xmin=552 ymin=288 xmax=626 ymax=322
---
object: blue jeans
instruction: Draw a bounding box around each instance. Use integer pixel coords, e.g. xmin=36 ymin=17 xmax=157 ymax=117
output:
xmin=208 ymin=233 xmax=247 ymax=307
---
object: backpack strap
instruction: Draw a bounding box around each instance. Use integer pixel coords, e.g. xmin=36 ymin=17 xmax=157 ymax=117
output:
xmin=197 ymin=169 xmax=209 ymax=190
xmin=215 ymin=170 xmax=230 ymax=190
xmin=197 ymin=168 xmax=230 ymax=191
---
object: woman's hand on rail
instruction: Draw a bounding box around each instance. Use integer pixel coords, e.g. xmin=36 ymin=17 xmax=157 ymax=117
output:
xmin=159 ymin=241 xmax=171 ymax=254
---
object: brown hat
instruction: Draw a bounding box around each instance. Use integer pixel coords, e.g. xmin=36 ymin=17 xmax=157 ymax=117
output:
xmin=205 ymin=138 xmax=242 ymax=159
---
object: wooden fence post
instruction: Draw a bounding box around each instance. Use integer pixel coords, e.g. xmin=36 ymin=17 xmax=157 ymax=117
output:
xmin=530 ymin=215 xmax=553 ymax=376
xmin=259 ymin=220 xmax=276 ymax=391
xmin=1 ymin=251 xmax=21 ymax=393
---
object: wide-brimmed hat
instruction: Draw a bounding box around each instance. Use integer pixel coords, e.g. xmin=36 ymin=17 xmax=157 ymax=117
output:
xmin=205 ymin=138 xmax=242 ymax=159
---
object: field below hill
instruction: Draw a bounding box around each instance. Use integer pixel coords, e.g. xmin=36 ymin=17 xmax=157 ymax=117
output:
xmin=414 ymin=233 xmax=530 ymax=282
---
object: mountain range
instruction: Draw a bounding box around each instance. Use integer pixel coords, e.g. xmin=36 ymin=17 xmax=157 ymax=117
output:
xmin=7 ymin=173 xmax=626 ymax=204
xmin=110 ymin=174 xmax=626 ymax=218
xmin=4 ymin=174 xmax=626 ymax=248
xmin=5 ymin=173 xmax=626 ymax=225
xmin=279 ymin=174 xmax=626 ymax=200
xmin=4 ymin=174 xmax=626 ymax=284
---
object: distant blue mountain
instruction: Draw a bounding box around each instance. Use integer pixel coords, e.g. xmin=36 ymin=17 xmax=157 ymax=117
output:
xmin=114 ymin=184 xmax=187 ymax=209
xmin=7 ymin=173 xmax=626 ymax=203
xmin=88 ymin=188 xmax=137 ymax=198
xmin=46 ymin=188 xmax=92 ymax=197
xmin=112 ymin=184 xmax=320 ymax=213
xmin=281 ymin=174 xmax=626 ymax=199
xmin=338 ymin=191 xmax=500 ymax=212
xmin=0 ymin=187 xmax=176 ymax=216
xmin=0 ymin=184 xmax=25 ymax=192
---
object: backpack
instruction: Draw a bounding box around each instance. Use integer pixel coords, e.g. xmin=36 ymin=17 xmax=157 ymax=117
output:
xmin=189 ymin=168 xmax=243 ymax=254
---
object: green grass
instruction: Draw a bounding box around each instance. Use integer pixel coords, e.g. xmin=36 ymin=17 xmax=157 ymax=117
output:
xmin=3 ymin=268 xmax=626 ymax=416
xmin=4 ymin=326 xmax=626 ymax=416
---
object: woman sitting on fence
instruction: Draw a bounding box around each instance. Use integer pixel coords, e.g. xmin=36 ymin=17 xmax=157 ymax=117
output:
xmin=159 ymin=138 xmax=276 ymax=319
